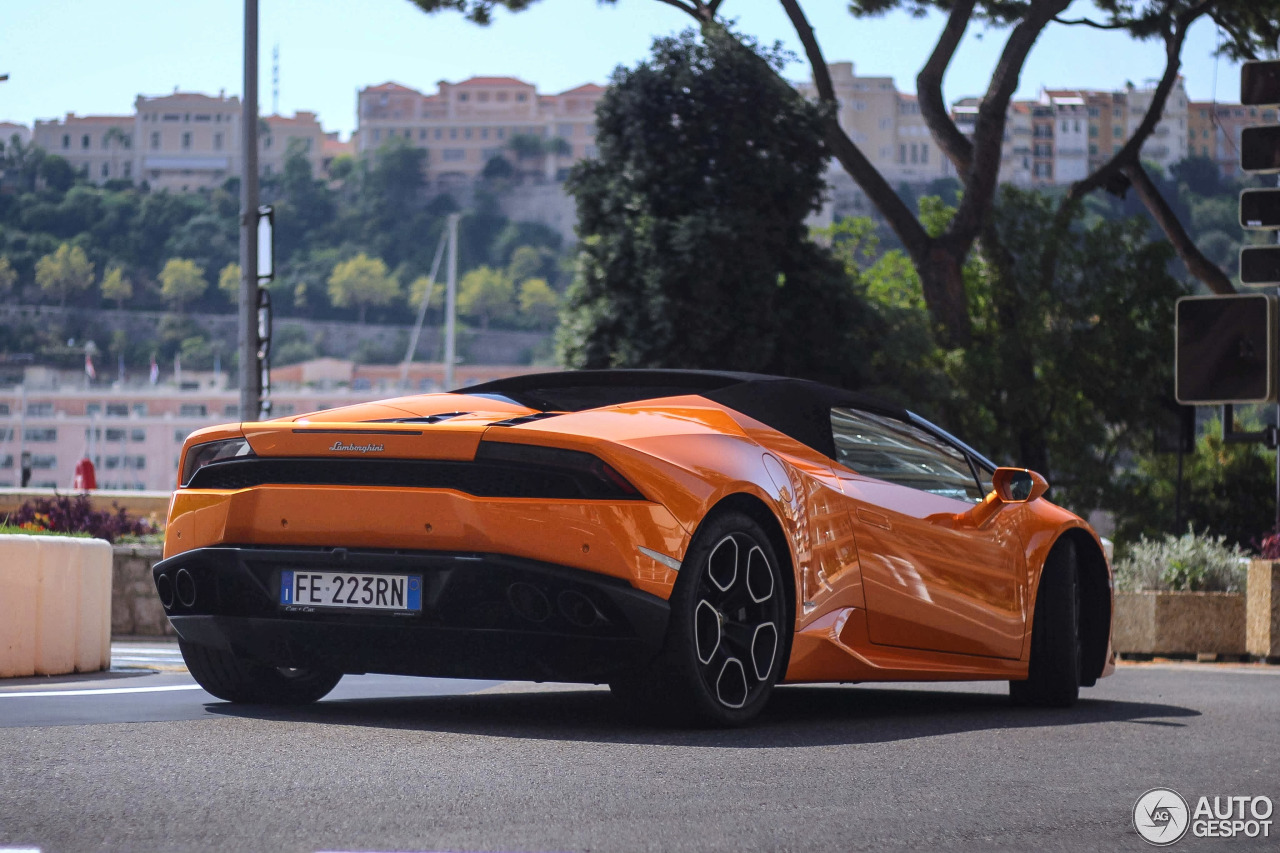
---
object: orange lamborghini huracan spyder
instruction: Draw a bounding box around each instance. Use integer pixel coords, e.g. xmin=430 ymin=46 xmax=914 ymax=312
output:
xmin=156 ymin=370 xmax=1114 ymax=726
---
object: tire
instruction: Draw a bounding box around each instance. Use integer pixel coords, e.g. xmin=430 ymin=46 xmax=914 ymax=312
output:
xmin=180 ymin=640 xmax=342 ymax=705
xmin=1010 ymin=543 xmax=1081 ymax=707
xmin=610 ymin=510 xmax=791 ymax=727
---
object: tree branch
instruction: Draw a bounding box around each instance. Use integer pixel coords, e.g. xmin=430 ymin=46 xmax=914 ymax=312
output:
xmin=950 ymin=0 xmax=1071 ymax=251
xmin=1052 ymin=15 xmax=1127 ymax=30
xmin=652 ymin=0 xmax=702 ymax=18
xmin=916 ymin=0 xmax=977 ymax=175
xmin=1124 ymin=161 xmax=1235 ymax=294
xmin=1062 ymin=1 xmax=1206 ymax=206
xmin=777 ymin=0 xmax=931 ymax=262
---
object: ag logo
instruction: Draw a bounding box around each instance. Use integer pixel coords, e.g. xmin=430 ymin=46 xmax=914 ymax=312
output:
xmin=1134 ymin=788 xmax=1190 ymax=846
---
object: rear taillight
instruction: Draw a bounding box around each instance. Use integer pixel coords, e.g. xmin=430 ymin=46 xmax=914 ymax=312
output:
xmin=475 ymin=441 xmax=644 ymax=500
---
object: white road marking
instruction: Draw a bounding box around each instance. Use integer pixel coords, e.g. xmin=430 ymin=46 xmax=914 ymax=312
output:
xmin=0 ymin=684 xmax=205 ymax=699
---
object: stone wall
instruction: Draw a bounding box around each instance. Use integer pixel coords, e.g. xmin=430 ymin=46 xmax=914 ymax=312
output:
xmin=112 ymin=543 xmax=172 ymax=637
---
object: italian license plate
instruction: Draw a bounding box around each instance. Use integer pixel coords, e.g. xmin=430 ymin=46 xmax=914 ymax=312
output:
xmin=279 ymin=570 xmax=422 ymax=612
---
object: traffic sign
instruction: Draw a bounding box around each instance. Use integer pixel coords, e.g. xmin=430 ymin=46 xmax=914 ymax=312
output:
xmin=1241 ymin=126 xmax=1280 ymax=173
xmin=1240 ymin=246 xmax=1280 ymax=287
xmin=1175 ymin=293 xmax=1278 ymax=405
xmin=1241 ymin=61 xmax=1280 ymax=106
xmin=1240 ymin=189 xmax=1280 ymax=229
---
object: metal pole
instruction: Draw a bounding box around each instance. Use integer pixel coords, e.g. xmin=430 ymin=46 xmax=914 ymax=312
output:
xmin=238 ymin=0 xmax=260 ymax=422
xmin=444 ymin=213 xmax=459 ymax=391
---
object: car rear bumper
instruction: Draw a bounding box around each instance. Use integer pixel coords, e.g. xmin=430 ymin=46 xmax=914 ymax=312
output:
xmin=153 ymin=545 xmax=670 ymax=683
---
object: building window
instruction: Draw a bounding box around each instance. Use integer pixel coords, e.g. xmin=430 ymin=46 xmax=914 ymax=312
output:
xmin=151 ymin=131 xmax=161 ymax=150
xmin=62 ymin=134 xmax=70 ymax=149
xmin=497 ymin=128 xmax=505 ymax=140
xmin=123 ymin=162 xmax=132 ymax=178
xmin=223 ymin=404 xmax=239 ymax=416
xmin=133 ymin=403 xmax=147 ymax=416
xmin=442 ymin=149 xmax=466 ymax=162
xmin=214 ymin=132 xmax=223 ymax=150
xmin=106 ymin=403 xmax=128 ymax=417
xmin=557 ymin=123 xmax=573 ymax=138
xmin=32 ymin=455 xmax=57 ymax=470
xmin=131 ymin=429 xmax=146 ymax=442
xmin=0 ymin=404 xmax=7 ymax=416
xmin=434 ymin=128 xmax=443 ymax=140
xmin=1089 ymin=124 xmax=1099 ymax=138
xmin=420 ymin=129 xmax=427 ymax=140
xmin=105 ymin=428 xmax=126 ymax=442
xmin=516 ymin=93 xmax=527 ymax=102
xmin=480 ymin=128 xmax=489 ymax=140
xmin=458 ymin=93 xmax=469 ymax=102
xmin=101 ymin=163 xmax=110 ymax=178
xmin=179 ymin=404 xmax=207 ymax=417
xmin=1089 ymin=144 xmax=1098 ymax=155
xmin=182 ymin=132 xmax=192 ymax=149
xmin=26 ymin=403 xmax=53 ymax=416
xmin=23 ymin=428 xmax=57 ymax=442
xmin=464 ymin=128 xmax=472 ymax=139
xmin=899 ymin=143 xmax=906 ymax=163
xmin=82 ymin=134 xmax=90 ymax=149
xmin=921 ymin=144 xmax=928 ymax=164
xmin=450 ymin=128 xmax=458 ymax=140
xmin=477 ymin=92 xmax=489 ymax=103
xmin=175 ymin=430 xmax=189 ymax=443
xmin=1113 ymin=125 xmax=1123 ymax=138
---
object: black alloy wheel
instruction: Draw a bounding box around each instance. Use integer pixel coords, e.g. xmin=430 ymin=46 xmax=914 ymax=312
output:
xmin=610 ymin=510 xmax=790 ymax=727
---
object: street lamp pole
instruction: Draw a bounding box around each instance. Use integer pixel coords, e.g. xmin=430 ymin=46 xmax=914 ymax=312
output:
xmin=238 ymin=0 xmax=261 ymax=421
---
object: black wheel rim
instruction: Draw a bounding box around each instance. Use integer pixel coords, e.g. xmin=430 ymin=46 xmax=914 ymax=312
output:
xmin=692 ymin=532 xmax=783 ymax=710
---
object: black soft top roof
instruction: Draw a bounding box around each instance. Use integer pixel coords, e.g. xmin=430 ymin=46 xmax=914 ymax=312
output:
xmin=458 ymin=369 xmax=909 ymax=461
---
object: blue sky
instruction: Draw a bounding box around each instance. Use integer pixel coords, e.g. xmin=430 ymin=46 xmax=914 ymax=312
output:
xmin=0 ymin=0 xmax=1245 ymax=138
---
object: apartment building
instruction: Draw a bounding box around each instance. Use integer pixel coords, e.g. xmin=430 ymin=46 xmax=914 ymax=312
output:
xmin=799 ymin=62 xmax=952 ymax=187
xmin=31 ymin=91 xmax=330 ymax=191
xmin=0 ymin=122 xmax=31 ymax=148
xmin=1188 ymin=101 xmax=1278 ymax=178
xmin=0 ymin=360 xmax=546 ymax=492
xmin=356 ymin=77 xmax=604 ymax=187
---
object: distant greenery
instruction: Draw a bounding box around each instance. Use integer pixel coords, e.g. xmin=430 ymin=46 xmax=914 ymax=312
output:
xmin=0 ymin=131 xmax=570 ymax=370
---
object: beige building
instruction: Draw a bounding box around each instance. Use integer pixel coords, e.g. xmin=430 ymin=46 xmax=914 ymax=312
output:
xmin=356 ymin=77 xmax=604 ymax=187
xmin=1188 ymin=101 xmax=1278 ymax=178
xmin=32 ymin=91 xmax=331 ymax=192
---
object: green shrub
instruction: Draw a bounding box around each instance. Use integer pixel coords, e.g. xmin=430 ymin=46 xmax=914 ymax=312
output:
xmin=1114 ymin=526 xmax=1248 ymax=593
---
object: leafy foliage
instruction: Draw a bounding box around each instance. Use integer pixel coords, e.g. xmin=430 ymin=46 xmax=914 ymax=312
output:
xmin=327 ymin=253 xmax=400 ymax=323
xmin=8 ymin=493 xmax=157 ymax=544
xmin=1114 ymin=526 xmax=1248 ymax=593
xmin=1113 ymin=416 xmax=1276 ymax=551
xmin=35 ymin=242 xmax=95 ymax=307
xmin=560 ymin=28 xmax=874 ymax=385
xmin=158 ymin=258 xmax=208 ymax=312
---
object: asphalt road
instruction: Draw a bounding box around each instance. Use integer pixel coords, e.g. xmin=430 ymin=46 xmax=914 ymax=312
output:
xmin=0 ymin=644 xmax=1276 ymax=853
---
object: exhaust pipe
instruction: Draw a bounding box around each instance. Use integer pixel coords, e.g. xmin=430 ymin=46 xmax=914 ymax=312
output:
xmin=175 ymin=568 xmax=197 ymax=609
xmin=155 ymin=573 xmax=175 ymax=609
xmin=507 ymin=582 xmax=552 ymax=623
xmin=558 ymin=590 xmax=602 ymax=628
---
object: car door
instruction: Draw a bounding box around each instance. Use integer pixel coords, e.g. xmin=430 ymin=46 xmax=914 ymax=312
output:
xmin=828 ymin=407 xmax=1026 ymax=660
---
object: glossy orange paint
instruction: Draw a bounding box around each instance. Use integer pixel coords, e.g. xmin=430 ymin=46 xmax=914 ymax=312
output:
xmin=165 ymin=389 xmax=1114 ymax=685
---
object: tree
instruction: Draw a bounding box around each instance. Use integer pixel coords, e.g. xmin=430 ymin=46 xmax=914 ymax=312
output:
xmin=409 ymin=0 xmax=1280 ymax=345
xmin=35 ymin=243 xmax=95 ymax=307
xmin=558 ymin=29 xmax=872 ymax=382
xmin=0 ymin=255 xmax=16 ymax=297
xmin=507 ymin=245 xmax=548 ymax=282
xmin=159 ymin=258 xmax=208 ymax=312
xmin=458 ymin=265 xmax=516 ymax=329
xmin=100 ymin=265 xmax=132 ymax=311
xmin=327 ymin=253 xmax=400 ymax=323
xmin=218 ymin=263 xmax=241 ymax=301
xmin=518 ymin=277 xmax=559 ymax=328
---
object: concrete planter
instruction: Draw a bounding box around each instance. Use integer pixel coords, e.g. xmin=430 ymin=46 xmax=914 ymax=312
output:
xmin=111 ymin=544 xmax=172 ymax=637
xmin=1247 ymin=560 xmax=1280 ymax=660
xmin=0 ymin=534 xmax=113 ymax=677
xmin=1113 ymin=590 xmax=1246 ymax=656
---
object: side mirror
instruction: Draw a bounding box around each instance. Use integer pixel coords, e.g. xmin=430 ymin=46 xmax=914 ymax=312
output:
xmin=992 ymin=467 xmax=1049 ymax=503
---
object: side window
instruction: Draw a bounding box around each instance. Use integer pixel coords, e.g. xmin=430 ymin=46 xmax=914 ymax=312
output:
xmin=974 ymin=462 xmax=995 ymax=498
xmin=830 ymin=407 xmax=985 ymax=503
